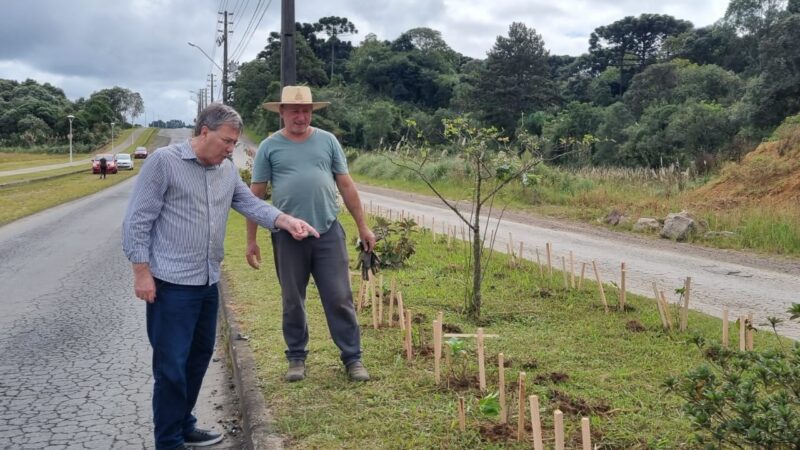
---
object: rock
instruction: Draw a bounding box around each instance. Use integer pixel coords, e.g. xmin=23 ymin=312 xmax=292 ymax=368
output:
xmin=603 ymin=209 xmax=626 ymax=226
xmin=633 ymin=218 xmax=661 ymax=233
xmin=704 ymin=231 xmax=736 ymax=239
xmin=660 ymin=211 xmax=704 ymax=241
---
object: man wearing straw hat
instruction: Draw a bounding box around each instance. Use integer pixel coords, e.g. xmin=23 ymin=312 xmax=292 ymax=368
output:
xmin=245 ymin=85 xmax=375 ymax=382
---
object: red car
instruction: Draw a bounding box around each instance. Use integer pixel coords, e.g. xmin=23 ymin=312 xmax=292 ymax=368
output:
xmin=134 ymin=146 xmax=148 ymax=159
xmin=92 ymin=154 xmax=118 ymax=174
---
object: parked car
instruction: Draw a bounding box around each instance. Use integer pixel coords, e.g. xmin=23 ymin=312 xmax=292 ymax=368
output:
xmin=114 ymin=153 xmax=134 ymax=170
xmin=92 ymin=154 xmax=118 ymax=174
xmin=134 ymin=147 xmax=148 ymax=159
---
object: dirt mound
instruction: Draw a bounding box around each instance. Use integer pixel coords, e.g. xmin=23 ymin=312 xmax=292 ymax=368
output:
xmin=692 ymin=123 xmax=800 ymax=208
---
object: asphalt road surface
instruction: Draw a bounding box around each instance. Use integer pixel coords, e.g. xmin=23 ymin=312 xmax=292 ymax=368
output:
xmin=0 ymin=128 xmax=243 ymax=449
xmin=356 ymin=185 xmax=800 ymax=341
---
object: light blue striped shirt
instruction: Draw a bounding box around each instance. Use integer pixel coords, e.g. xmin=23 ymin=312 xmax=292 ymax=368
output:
xmin=122 ymin=139 xmax=282 ymax=286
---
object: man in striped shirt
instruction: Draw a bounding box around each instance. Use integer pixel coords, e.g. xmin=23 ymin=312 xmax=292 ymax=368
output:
xmin=122 ymin=103 xmax=318 ymax=450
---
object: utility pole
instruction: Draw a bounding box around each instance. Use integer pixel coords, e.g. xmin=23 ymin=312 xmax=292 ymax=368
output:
xmin=281 ymin=0 xmax=296 ymax=87
xmin=208 ymin=73 xmax=214 ymax=103
xmin=218 ymin=10 xmax=232 ymax=104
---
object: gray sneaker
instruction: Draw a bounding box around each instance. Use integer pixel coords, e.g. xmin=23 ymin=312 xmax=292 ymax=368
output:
xmin=347 ymin=361 xmax=370 ymax=381
xmin=285 ymin=360 xmax=305 ymax=382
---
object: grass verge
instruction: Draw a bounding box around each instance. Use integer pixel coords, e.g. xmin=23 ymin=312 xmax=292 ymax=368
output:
xmin=0 ymin=167 xmax=139 ymax=225
xmin=348 ymin=153 xmax=800 ymax=257
xmin=222 ymin=212 xmax=789 ymax=449
xmin=0 ymin=152 xmax=93 ymax=171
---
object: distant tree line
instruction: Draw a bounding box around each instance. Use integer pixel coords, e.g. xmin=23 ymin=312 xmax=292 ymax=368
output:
xmin=230 ymin=0 xmax=800 ymax=169
xmin=0 ymin=80 xmax=143 ymax=151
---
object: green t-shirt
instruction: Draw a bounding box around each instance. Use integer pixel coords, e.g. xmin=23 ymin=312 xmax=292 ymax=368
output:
xmin=252 ymin=128 xmax=348 ymax=234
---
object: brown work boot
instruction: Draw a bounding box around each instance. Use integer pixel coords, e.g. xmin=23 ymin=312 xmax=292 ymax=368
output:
xmin=347 ymin=361 xmax=370 ymax=381
xmin=285 ymin=360 xmax=305 ymax=382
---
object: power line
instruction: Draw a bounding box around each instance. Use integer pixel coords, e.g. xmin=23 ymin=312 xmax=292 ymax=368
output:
xmin=230 ymin=0 xmax=263 ymax=60
xmin=232 ymin=0 xmax=273 ymax=61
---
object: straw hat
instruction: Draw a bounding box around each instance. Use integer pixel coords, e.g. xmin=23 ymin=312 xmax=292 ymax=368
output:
xmin=263 ymin=85 xmax=330 ymax=113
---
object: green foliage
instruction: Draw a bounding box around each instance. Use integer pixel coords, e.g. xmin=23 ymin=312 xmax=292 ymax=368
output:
xmin=371 ymin=216 xmax=418 ymax=268
xmin=478 ymin=392 xmax=501 ymax=418
xmin=473 ymin=22 xmax=556 ymax=134
xmin=665 ymin=343 xmax=800 ymax=448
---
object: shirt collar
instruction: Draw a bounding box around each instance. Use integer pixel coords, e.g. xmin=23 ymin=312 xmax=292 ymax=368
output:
xmin=179 ymin=139 xmax=197 ymax=161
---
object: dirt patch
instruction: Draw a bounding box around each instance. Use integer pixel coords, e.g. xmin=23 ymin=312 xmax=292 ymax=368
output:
xmin=534 ymin=372 xmax=570 ymax=384
xmin=487 ymin=355 xmax=513 ymax=368
xmin=478 ymin=423 xmax=517 ymax=442
xmin=551 ymin=389 xmax=611 ymax=416
xmin=520 ymin=359 xmax=539 ymax=370
xmin=625 ymin=320 xmax=647 ymax=332
xmin=442 ymin=323 xmax=462 ymax=333
xmin=446 ymin=374 xmax=480 ymax=391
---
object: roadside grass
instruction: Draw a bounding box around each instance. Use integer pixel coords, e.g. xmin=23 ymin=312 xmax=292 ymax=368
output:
xmin=0 ymin=166 xmax=140 ymax=225
xmin=0 ymin=128 xmax=161 ymax=225
xmin=349 ymin=153 xmax=800 ymax=256
xmin=0 ymin=152 xmax=93 ymax=171
xmin=0 ymin=165 xmax=90 ymax=184
xmin=222 ymin=212 xmax=788 ymax=449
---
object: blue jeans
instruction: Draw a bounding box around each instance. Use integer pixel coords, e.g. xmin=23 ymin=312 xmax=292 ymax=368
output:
xmin=146 ymin=279 xmax=218 ymax=450
xmin=271 ymin=220 xmax=362 ymax=366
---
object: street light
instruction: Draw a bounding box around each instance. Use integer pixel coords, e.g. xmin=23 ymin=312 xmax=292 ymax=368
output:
xmin=187 ymin=42 xmax=223 ymax=71
xmin=188 ymin=41 xmax=223 ymax=104
xmin=66 ymin=114 xmax=75 ymax=163
xmin=110 ymin=122 xmax=116 ymax=153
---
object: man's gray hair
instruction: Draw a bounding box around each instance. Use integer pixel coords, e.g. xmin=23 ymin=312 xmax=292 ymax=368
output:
xmin=194 ymin=103 xmax=243 ymax=136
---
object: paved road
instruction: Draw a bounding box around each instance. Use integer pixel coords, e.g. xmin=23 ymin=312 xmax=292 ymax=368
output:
xmin=0 ymin=128 xmax=149 ymax=178
xmin=0 ymin=129 xmax=243 ymax=449
xmin=357 ymin=185 xmax=800 ymax=341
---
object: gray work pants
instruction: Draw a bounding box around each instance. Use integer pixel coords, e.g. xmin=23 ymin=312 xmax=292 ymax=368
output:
xmin=271 ymin=220 xmax=362 ymax=366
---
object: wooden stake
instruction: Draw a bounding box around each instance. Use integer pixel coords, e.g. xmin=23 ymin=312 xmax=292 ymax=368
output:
xmin=561 ymin=256 xmax=569 ymax=289
xmin=659 ymin=291 xmax=673 ymax=330
xmin=405 ymin=309 xmax=413 ymax=360
xmin=747 ymin=312 xmax=754 ymax=351
xmin=431 ymin=217 xmax=436 ymax=242
xmin=554 ymin=409 xmax=565 ymax=450
xmin=519 ymin=241 xmax=524 ymax=266
xmin=591 ymin=260 xmax=609 ymax=313
xmin=653 ymin=282 xmax=668 ymax=330
xmin=739 ymin=315 xmax=746 ymax=351
xmin=579 ymin=262 xmax=586 ymax=290
xmin=680 ymin=277 xmax=691 ymax=331
xmin=536 ymin=248 xmax=543 ymax=277
xmin=581 ymin=417 xmax=591 ymax=450
xmin=477 ymin=328 xmax=486 ymax=392
xmin=722 ymin=306 xmax=729 ymax=348
xmin=620 ymin=262 xmax=627 ymax=311
xmin=377 ymin=274 xmax=384 ymax=326
xmin=397 ymin=291 xmax=405 ymax=331
xmin=517 ymin=372 xmax=526 ymax=442
xmin=458 ymin=396 xmax=466 ymax=432
xmin=388 ymin=277 xmax=396 ymax=327
xmin=371 ymin=276 xmax=378 ymax=330
xmin=529 ymin=395 xmax=543 ymax=450
xmin=569 ymin=251 xmax=575 ymax=288
xmin=498 ymin=353 xmax=507 ymax=424
xmin=356 ymin=278 xmax=365 ymax=313
xmin=433 ymin=320 xmax=442 ymax=384
xmin=443 ymin=333 xmax=499 ymax=338
xmin=546 ymin=242 xmax=553 ymax=275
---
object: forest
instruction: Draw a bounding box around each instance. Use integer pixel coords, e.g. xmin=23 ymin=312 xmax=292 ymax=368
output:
xmin=0 ymin=82 xmax=143 ymax=152
xmin=230 ymin=0 xmax=800 ymax=170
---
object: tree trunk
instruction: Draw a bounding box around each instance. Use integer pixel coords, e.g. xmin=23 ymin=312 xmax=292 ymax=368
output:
xmin=470 ymin=214 xmax=482 ymax=320
xmin=468 ymin=173 xmax=483 ymax=320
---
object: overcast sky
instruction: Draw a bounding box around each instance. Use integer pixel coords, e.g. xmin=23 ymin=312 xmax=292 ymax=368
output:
xmin=0 ymin=0 xmax=730 ymax=126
